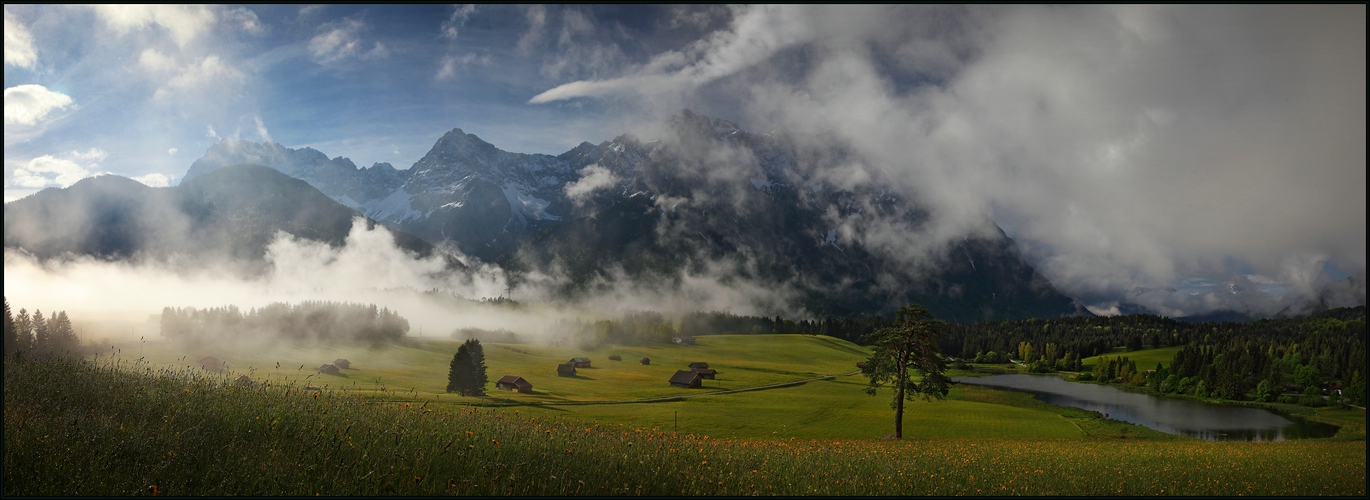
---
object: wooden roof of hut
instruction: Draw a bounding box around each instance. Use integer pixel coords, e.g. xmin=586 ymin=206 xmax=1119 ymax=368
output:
xmin=639 ymin=357 xmax=651 ymax=365
xmin=317 ymin=364 xmax=343 ymax=376
xmin=332 ymin=358 xmax=351 ymax=369
xmin=557 ymin=363 xmax=577 ymax=376
xmin=688 ymin=362 xmax=709 ymax=369
xmin=669 ymin=370 xmax=703 ymax=388
xmin=496 ymin=375 xmax=532 ymax=390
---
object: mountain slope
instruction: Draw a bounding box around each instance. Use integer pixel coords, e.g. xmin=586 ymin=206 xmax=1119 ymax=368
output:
xmin=182 ymin=112 xmax=1083 ymax=321
xmin=4 ymin=165 xmax=435 ymax=268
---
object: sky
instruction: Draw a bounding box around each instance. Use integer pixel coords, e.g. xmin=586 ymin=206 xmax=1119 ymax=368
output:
xmin=3 ymin=5 xmax=1366 ymax=318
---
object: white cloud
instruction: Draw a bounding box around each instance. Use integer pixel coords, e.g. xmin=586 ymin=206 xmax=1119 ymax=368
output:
xmin=91 ymin=5 xmax=216 ymax=47
xmin=4 ymin=84 xmax=74 ymax=126
xmin=442 ymin=5 xmax=477 ymax=40
xmin=168 ymin=148 xmax=178 ymax=156
xmin=563 ymin=164 xmax=618 ymax=204
xmin=516 ymin=5 xmax=547 ymax=55
xmin=529 ymin=6 xmax=809 ymax=103
xmin=206 ymin=125 xmax=218 ymax=139
xmin=9 ymin=149 xmax=107 ymax=189
xmin=153 ymin=55 xmax=246 ymax=100
xmin=309 ymin=17 xmax=388 ymax=64
xmin=138 ymin=48 xmax=176 ymax=74
xmin=253 ymin=115 xmax=271 ymax=143
xmin=4 ymin=7 xmax=37 ymax=68
xmin=224 ymin=7 xmax=265 ymax=35
xmin=131 ymin=173 xmax=171 ymax=187
xmin=435 ymin=52 xmax=489 ymax=80
xmin=529 ymin=5 xmax=1367 ymax=316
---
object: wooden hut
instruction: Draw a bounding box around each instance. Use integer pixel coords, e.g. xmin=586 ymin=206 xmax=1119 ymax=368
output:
xmin=669 ymin=370 xmax=703 ymax=388
xmin=856 ymin=361 xmax=866 ymax=369
xmin=317 ymin=364 xmax=343 ymax=376
xmin=639 ymin=357 xmax=651 ymax=365
xmin=333 ymin=358 xmax=351 ymax=369
xmin=672 ymin=336 xmax=696 ymax=345
xmin=495 ymin=375 xmax=532 ymax=393
xmin=688 ymin=362 xmax=710 ymax=370
xmin=570 ymin=357 xmax=592 ymax=368
xmin=197 ymin=356 xmax=221 ymax=371
xmin=693 ymin=368 xmax=717 ymax=379
xmin=234 ymin=374 xmax=254 ymax=386
xmin=557 ymin=363 xmax=577 ymax=377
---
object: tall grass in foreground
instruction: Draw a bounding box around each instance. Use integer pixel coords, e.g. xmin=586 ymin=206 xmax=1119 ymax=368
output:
xmin=4 ymin=356 xmax=1365 ymax=496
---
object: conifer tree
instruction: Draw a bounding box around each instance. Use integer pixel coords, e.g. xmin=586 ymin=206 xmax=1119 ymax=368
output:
xmin=3 ymin=297 xmax=13 ymax=357
xmin=447 ymin=347 xmax=472 ymax=395
xmin=464 ymin=339 xmax=487 ymax=396
xmin=31 ymin=309 xmax=48 ymax=356
xmin=14 ymin=309 xmax=32 ymax=353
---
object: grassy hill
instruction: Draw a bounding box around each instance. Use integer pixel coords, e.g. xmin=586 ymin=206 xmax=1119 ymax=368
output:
xmin=1082 ymin=346 xmax=1184 ymax=372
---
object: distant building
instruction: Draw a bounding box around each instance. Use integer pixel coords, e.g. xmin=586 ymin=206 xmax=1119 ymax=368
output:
xmin=672 ymin=336 xmax=696 ymax=345
xmin=856 ymin=361 xmax=866 ymax=369
xmin=557 ymin=363 xmax=578 ymax=377
xmin=693 ymin=368 xmax=717 ymax=379
xmin=639 ymin=357 xmax=651 ymax=365
xmin=317 ymin=364 xmax=343 ymax=376
xmin=234 ymin=374 xmax=254 ymax=386
xmin=333 ymin=358 xmax=351 ymax=369
xmin=495 ymin=375 xmax=533 ymax=393
xmin=688 ymin=362 xmax=710 ymax=370
xmin=570 ymin=357 xmax=592 ymax=368
xmin=669 ymin=370 xmax=703 ymax=388
xmin=198 ymin=356 xmax=222 ymax=371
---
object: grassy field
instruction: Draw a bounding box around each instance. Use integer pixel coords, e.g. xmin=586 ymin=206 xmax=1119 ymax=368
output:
xmin=1083 ymin=346 xmax=1184 ymax=372
xmin=106 ymin=334 xmax=1167 ymax=440
xmin=4 ymin=355 xmax=1365 ymax=496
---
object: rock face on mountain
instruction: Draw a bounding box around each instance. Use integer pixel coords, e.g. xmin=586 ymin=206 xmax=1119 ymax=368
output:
xmin=179 ymin=111 xmax=1083 ymax=321
xmin=4 ymin=165 xmax=434 ymax=270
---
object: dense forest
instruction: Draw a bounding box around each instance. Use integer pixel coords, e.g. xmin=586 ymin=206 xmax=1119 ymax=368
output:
xmin=160 ymin=301 xmax=409 ymax=343
xmin=3 ymin=297 xmax=81 ymax=358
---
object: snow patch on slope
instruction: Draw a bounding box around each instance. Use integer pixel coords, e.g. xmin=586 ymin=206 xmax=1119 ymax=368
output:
xmin=360 ymin=188 xmax=424 ymax=223
xmin=501 ymin=184 xmax=560 ymax=221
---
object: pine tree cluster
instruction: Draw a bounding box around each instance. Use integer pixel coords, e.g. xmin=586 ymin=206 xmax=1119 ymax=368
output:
xmin=4 ymin=297 xmax=80 ymax=359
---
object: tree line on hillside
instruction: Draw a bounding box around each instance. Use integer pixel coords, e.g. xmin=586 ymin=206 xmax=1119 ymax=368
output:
xmin=548 ymin=312 xmax=679 ymax=349
xmin=3 ymin=297 xmax=80 ymax=359
xmin=679 ymin=311 xmax=897 ymax=344
xmin=160 ymin=301 xmax=409 ymax=342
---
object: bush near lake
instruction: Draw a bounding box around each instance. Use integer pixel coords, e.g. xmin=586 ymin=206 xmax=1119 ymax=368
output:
xmin=5 ymin=355 xmax=1365 ymax=496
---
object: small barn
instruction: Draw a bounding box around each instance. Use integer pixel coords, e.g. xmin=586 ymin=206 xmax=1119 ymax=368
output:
xmin=688 ymin=362 xmax=710 ymax=370
xmin=639 ymin=357 xmax=651 ymax=365
xmin=669 ymin=370 xmax=703 ymax=388
xmin=317 ymin=364 xmax=343 ymax=376
xmin=333 ymin=358 xmax=351 ymax=369
xmin=856 ymin=361 xmax=866 ymax=369
xmin=570 ymin=357 xmax=592 ymax=368
xmin=197 ymin=356 xmax=221 ymax=371
xmin=495 ymin=375 xmax=533 ymax=393
xmin=557 ymin=363 xmax=577 ymax=377
xmin=693 ymin=368 xmax=717 ymax=379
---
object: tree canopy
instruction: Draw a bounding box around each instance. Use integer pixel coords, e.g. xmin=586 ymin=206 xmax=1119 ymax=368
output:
xmin=863 ymin=304 xmax=952 ymax=439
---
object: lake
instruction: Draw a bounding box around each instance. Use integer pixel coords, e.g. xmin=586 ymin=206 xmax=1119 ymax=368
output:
xmin=954 ymin=373 xmax=1338 ymax=441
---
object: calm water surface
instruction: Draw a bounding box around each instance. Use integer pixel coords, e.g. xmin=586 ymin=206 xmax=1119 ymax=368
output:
xmin=954 ymin=374 xmax=1338 ymax=441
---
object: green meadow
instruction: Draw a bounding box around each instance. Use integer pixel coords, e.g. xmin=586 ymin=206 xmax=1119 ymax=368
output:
xmin=4 ymin=352 xmax=1365 ymax=496
xmin=1082 ymin=345 xmax=1184 ymax=371
xmin=113 ymin=334 xmax=1147 ymax=440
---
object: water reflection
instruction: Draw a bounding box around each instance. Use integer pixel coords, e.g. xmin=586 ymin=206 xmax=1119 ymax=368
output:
xmin=954 ymin=374 xmax=1338 ymax=441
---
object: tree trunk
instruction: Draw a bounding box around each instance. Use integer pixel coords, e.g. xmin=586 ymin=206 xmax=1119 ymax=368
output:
xmin=895 ymin=347 xmax=909 ymax=439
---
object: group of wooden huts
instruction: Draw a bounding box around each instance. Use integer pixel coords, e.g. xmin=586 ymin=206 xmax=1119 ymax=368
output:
xmin=669 ymin=361 xmax=719 ymax=388
xmin=316 ymin=358 xmax=351 ymax=376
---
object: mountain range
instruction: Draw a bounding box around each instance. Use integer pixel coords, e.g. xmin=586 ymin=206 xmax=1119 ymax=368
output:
xmin=7 ymin=111 xmax=1084 ymax=322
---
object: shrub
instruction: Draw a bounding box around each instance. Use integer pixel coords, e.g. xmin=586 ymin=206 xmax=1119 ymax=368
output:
xmin=1076 ymin=373 xmax=1094 ymax=381
xmin=608 ymin=354 xmax=622 ymax=361
xmin=1278 ymin=395 xmax=1299 ymax=404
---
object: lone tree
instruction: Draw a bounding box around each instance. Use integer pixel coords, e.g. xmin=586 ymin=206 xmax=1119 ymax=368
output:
xmin=862 ymin=304 xmax=952 ymax=439
xmin=446 ymin=338 xmax=488 ymax=396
